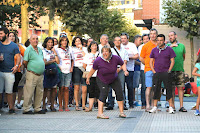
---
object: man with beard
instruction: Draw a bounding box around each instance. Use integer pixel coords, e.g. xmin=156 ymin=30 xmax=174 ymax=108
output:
xmin=0 ymin=27 xmax=20 ymax=114
xmin=167 ymin=31 xmax=187 ymax=112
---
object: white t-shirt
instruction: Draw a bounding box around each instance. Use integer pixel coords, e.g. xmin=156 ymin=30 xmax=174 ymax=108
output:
xmin=138 ymin=44 xmax=145 ymax=71
xmin=43 ymin=49 xmax=55 ymax=62
xmin=55 ymin=47 xmax=74 ymax=74
xmin=72 ymin=47 xmax=85 ymax=67
xmin=122 ymin=42 xmax=138 ymax=71
xmin=83 ymin=52 xmax=99 ymax=77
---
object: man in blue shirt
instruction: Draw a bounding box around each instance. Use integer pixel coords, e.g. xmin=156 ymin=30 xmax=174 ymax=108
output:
xmin=0 ymin=27 xmax=20 ymax=114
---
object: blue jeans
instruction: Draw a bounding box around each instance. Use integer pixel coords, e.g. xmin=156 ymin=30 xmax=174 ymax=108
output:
xmin=140 ymin=70 xmax=146 ymax=106
xmin=125 ymin=71 xmax=134 ymax=106
xmin=108 ymin=70 xmax=125 ymax=107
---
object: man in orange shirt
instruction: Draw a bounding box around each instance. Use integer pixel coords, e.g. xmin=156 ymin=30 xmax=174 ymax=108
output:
xmin=140 ymin=28 xmax=158 ymax=111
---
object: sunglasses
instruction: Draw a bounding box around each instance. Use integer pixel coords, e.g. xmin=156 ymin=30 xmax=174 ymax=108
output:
xmin=60 ymin=34 xmax=67 ymax=38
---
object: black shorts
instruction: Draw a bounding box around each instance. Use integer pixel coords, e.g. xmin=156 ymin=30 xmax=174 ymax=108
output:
xmin=96 ymin=77 xmax=124 ymax=103
xmin=152 ymin=72 xmax=172 ymax=101
xmin=87 ymin=77 xmax=100 ymax=98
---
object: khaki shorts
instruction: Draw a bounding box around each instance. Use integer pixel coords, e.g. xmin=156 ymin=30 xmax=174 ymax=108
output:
xmin=171 ymin=71 xmax=185 ymax=88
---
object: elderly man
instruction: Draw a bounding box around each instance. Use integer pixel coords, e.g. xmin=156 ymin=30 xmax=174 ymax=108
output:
xmin=23 ymin=34 xmax=45 ymax=114
xmin=99 ymin=34 xmax=109 ymax=54
xmin=120 ymin=33 xmax=139 ymax=108
xmin=0 ymin=27 xmax=21 ymax=114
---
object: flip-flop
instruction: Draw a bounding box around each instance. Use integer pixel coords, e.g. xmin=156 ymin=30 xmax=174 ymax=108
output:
xmin=97 ymin=114 xmax=109 ymax=119
xmin=119 ymin=113 xmax=126 ymax=118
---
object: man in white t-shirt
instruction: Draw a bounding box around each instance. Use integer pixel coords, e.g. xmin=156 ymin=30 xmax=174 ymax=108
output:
xmin=138 ymin=34 xmax=150 ymax=109
xmin=121 ymin=33 xmax=139 ymax=108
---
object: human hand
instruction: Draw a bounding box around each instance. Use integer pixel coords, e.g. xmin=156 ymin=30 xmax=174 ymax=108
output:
xmin=11 ymin=66 xmax=18 ymax=74
xmin=86 ymin=78 xmax=90 ymax=85
xmin=124 ymin=71 xmax=129 ymax=76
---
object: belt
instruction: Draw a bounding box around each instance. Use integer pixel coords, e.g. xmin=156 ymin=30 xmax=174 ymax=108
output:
xmin=28 ymin=70 xmax=41 ymax=76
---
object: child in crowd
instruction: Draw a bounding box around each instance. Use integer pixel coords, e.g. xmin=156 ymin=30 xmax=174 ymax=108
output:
xmin=192 ymin=55 xmax=200 ymax=115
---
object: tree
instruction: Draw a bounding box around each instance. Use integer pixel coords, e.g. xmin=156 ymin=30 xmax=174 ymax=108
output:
xmin=0 ymin=3 xmax=46 ymax=29
xmin=163 ymin=0 xmax=200 ymax=75
xmin=57 ymin=0 xmax=139 ymax=41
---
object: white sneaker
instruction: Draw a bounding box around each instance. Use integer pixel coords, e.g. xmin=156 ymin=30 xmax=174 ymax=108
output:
xmin=149 ymin=106 xmax=157 ymax=113
xmin=169 ymin=107 xmax=175 ymax=114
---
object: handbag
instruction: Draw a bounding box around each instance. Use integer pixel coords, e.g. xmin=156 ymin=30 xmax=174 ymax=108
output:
xmin=82 ymin=71 xmax=89 ymax=78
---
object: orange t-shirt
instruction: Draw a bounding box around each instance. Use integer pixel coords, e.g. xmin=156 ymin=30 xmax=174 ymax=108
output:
xmin=140 ymin=40 xmax=157 ymax=73
xmin=14 ymin=44 xmax=25 ymax=72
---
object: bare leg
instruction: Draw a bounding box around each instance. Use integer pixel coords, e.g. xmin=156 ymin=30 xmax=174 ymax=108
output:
xmin=117 ymin=101 xmax=124 ymax=113
xmin=17 ymin=88 xmax=23 ymax=104
xmin=47 ymin=89 xmax=51 ymax=105
xmin=145 ymin=87 xmax=151 ymax=108
xmin=196 ymin=87 xmax=200 ymax=110
xmin=13 ymin=93 xmax=16 ymax=106
xmin=50 ymin=88 xmax=57 ymax=109
xmin=82 ymin=85 xmax=87 ymax=108
xmin=178 ymin=87 xmax=184 ymax=108
xmin=42 ymin=88 xmax=48 ymax=110
xmin=64 ymin=87 xmax=69 ymax=110
xmin=58 ymin=87 xmax=64 ymax=109
xmin=7 ymin=93 xmax=14 ymax=110
xmin=98 ymin=100 xmax=104 ymax=115
xmin=88 ymin=98 xmax=94 ymax=110
xmin=74 ymin=85 xmax=80 ymax=109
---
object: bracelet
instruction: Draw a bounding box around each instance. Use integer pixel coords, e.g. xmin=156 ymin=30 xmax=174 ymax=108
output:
xmin=16 ymin=65 xmax=19 ymax=67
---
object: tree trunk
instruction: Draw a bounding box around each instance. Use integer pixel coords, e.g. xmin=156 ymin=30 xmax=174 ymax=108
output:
xmin=48 ymin=9 xmax=54 ymax=37
xmin=21 ymin=2 xmax=28 ymax=44
xmin=190 ymin=37 xmax=194 ymax=76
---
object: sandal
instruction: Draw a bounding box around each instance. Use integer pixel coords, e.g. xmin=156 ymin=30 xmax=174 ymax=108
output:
xmin=119 ymin=113 xmax=126 ymax=118
xmin=145 ymin=107 xmax=151 ymax=112
xmin=50 ymin=108 xmax=57 ymax=112
xmin=75 ymin=106 xmax=81 ymax=111
xmin=97 ymin=114 xmax=109 ymax=119
xmin=85 ymin=108 xmax=92 ymax=112
xmin=65 ymin=108 xmax=70 ymax=111
xmin=179 ymin=107 xmax=187 ymax=112
xmin=59 ymin=108 xmax=63 ymax=112
xmin=82 ymin=107 xmax=88 ymax=110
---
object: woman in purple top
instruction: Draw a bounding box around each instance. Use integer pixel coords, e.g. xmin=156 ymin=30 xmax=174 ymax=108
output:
xmin=86 ymin=45 xmax=129 ymax=119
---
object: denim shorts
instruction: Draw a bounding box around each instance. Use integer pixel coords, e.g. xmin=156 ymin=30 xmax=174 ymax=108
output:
xmin=0 ymin=72 xmax=15 ymax=94
xmin=72 ymin=67 xmax=86 ymax=86
xmin=145 ymin=70 xmax=153 ymax=87
xmin=60 ymin=72 xmax=72 ymax=87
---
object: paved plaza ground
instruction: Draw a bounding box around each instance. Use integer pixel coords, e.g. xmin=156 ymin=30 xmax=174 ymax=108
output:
xmin=0 ymin=96 xmax=200 ymax=133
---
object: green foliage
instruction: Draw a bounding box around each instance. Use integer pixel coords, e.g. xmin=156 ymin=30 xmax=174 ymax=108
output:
xmin=0 ymin=4 xmax=47 ymax=29
xmin=57 ymin=0 xmax=139 ymax=41
xmin=163 ymin=0 xmax=200 ymax=38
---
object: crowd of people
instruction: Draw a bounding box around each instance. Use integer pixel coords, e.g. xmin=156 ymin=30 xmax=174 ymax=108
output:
xmin=0 ymin=26 xmax=200 ymax=118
